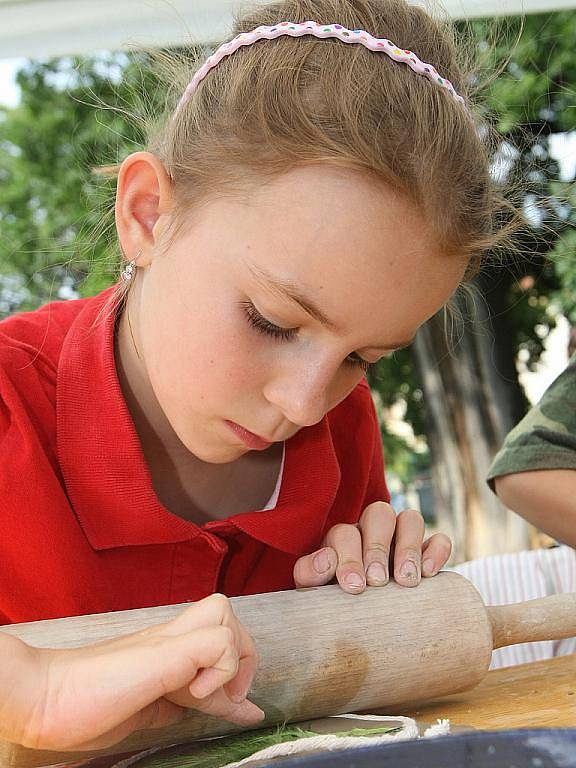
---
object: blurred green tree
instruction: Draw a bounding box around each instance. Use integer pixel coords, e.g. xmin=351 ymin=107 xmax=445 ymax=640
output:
xmin=0 ymin=52 xmax=165 ymax=312
xmin=400 ymin=11 xmax=576 ymax=558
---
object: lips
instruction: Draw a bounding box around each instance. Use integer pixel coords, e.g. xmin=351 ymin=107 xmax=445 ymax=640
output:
xmin=225 ymin=420 xmax=274 ymax=450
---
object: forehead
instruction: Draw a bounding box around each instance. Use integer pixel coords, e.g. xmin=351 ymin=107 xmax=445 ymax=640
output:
xmin=186 ymin=165 xmax=467 ymax=341
xmin=239 ymin=165 xmax=457 ymax=276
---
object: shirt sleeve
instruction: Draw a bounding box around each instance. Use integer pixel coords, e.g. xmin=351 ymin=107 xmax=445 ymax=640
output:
xmin=487 ymin=353 xmax=576 ymax=489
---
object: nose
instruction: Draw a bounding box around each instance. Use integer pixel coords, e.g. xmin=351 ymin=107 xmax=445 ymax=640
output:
xmin=263 ymin=361 xmax=333 ymax=428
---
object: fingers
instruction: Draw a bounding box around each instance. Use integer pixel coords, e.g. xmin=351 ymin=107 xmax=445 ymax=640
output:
xmin=193 ymin=689 xmax=264 ymax=726
xmin=151 ymin=622 xmax=258 ymax=716
xmin=17 ymin=596 xmax=263 ymax=752
xmin=358 ymin=502 xmax=396 ymax=586
xmin=163 ymin=599 xmax=262 ymax=723
xmin=138 ymin=602 xmax=263 ymax=724
xmin=325 ymin=524 xmax=365 ymax=594
xmin=293 ymin=536 xmax=365 ymax=594
xmin=421 ymin=533 xmax=452 ymax=577
xmin=293 ymin=547 xmax=337 ymax=588
xmin=162 ymin=593 xmax=238 ymax=634
xmin=166 ymin=686 xmax=264 ymax=726
xmin=220 ymin=610 xmax=259 ymax=706
xmin=324 ymin=502 xmax=397 ymax=593
xmin=296 ymin=501 xmax=450 ymax=599
xmin=156 ymin=595 xmax=259 ymax=706
xmin=294 ymin=502 xmax=409 ymax=594
xmin=185 ymin=625 xmax=241 ymax=698
xmin=392 ymin=508 xmax=425 ymax=588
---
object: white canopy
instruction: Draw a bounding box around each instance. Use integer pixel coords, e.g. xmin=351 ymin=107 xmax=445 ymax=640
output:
xmin=1 ymin=0 xmax=575 ymax=60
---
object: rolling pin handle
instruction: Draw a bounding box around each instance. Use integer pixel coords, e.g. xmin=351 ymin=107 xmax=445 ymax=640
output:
xmin=488 ymin=593 xmax=576 ymax=650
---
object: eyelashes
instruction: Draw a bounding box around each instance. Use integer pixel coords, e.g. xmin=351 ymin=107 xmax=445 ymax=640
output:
xmin=241 ymin=300 xmax=296 ymax=343
xmin=240 ymin=300 xmax=376 ymax=374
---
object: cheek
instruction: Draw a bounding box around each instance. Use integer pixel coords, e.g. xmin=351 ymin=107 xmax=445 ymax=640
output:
xmin=139 ymin=285 xmax=266 ymax=412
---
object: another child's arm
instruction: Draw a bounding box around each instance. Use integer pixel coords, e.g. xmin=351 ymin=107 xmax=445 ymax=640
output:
xmin=293 ymin=501 xmax=451 ymax=593
xmin=495 ymin=469 xmax=576 ymax=548
xmin=488 ymin=355 xmax=576 ymax=546
xmin=0 ymin=594 xmax=263 ymax=751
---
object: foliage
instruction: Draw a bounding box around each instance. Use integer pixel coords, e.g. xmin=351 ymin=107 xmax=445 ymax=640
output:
xmin=472 ymin=10 xmax=576 ymax=350
xmin=0 ymin=52 xmax=164 ymax=312
xmin=367 ymin=350 xmax=428 ymax=481
xmin=547 ymin=181 xmax=576 ymax=322
xmin=370 ymin=11 xmax=576 ymax=478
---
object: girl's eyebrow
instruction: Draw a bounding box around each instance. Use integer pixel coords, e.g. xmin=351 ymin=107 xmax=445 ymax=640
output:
xmin=248 ymin=263 xmax=339 ymax=330
xmin=247 ymin=263 xmax=414 ymax=352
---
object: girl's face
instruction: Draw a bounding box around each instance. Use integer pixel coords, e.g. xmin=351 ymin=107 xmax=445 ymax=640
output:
xmin=120 ymin=164 xmax=466 ymax=464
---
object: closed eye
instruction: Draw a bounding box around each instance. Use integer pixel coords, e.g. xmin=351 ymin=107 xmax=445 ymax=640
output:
xmin=240 ymin=300 xmax=377 ymax=374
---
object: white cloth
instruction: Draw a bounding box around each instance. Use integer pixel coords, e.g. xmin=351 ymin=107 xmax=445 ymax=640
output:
xmin=261 ymin=443 xmax=285 ymax=511
xmin=450 ymin=545 xmax=576 ymax=669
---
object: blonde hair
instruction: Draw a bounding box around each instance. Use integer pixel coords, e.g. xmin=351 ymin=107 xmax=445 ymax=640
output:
xmin=102 ymin=0 xmax=525 ymax=311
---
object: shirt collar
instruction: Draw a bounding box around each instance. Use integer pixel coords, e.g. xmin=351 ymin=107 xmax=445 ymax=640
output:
xmin=57 ymin=288 xmax=340 ymax=555
xmin=222 ymin=418 xmax=340 ymax=555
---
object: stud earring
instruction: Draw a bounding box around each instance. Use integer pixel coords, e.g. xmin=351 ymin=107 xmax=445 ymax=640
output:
xmin=121 ymin=250 xmax=142 ymax=282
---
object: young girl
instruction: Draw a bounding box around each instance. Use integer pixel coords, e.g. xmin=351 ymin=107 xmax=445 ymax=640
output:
xmin=0 ymin=0 xmax=511 ymax=753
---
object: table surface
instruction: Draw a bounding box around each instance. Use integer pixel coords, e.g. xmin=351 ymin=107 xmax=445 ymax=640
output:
xmin=390 ymin=653 xmax=575 ymax=731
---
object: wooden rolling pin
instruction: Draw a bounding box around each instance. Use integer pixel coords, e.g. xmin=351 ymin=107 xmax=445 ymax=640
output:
xmin=1 ymin=571 xmax=575 ymax=768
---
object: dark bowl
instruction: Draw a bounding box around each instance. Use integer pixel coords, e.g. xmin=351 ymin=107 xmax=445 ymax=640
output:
xmin=259 ymin=729 xmax=576 ymax=768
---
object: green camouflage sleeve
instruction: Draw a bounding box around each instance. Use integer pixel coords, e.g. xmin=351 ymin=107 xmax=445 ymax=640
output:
xmin=487 ymin=353 xmax=576 ymax=488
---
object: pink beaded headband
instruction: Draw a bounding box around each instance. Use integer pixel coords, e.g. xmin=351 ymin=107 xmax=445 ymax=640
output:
xmin=173 ymin=20 xmax=466 ymax=119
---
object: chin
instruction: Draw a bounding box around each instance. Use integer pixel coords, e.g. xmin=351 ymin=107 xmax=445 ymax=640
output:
xmin=182 ymin=440 xmax=248 ymax=465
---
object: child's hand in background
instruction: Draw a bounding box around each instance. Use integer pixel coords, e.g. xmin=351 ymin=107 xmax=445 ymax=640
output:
xmin=293 ymin=502 xmax=451 ymax=593
xmin=0 ymin=594 xmax=263 ymax=751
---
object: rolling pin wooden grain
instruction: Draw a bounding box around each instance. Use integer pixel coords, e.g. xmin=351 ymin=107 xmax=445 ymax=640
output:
xmin=1 ymin=571 xmax=575 ymax=768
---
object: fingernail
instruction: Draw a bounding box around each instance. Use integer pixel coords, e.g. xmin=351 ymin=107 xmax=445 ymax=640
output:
xmin=236 ymin=701 xmax=266 ymax=723
xmin=313 ymin=549 xmax=332 ymax=574
xmin=252 ymin=705 xmax=266 ymax=721
xmin=366 ymin=562 xmax=388 ymax=585
xmin=344 ymin=573 xmax=365 ymax=590
xmin=422 ymin=559 xmax=436 ymax=577
xmin=400 ymin=561 xmax=419 ymax=581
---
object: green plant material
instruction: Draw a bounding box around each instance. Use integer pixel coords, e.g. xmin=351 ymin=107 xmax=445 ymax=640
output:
xmin=0 ymin=50 xmax=184 ymax=314
xmin=131 ymin=724 xmax=402 ymax=768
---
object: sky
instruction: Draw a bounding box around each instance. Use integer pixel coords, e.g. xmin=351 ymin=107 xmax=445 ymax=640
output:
xmin=0 ymin=58 xmax=26 ymax=107
xmin=0 ymin=55 xmax=574 ymax=399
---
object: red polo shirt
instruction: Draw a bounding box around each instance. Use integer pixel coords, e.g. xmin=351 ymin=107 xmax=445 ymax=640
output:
xmin=0 ymin=288 xmax=388 ymax=624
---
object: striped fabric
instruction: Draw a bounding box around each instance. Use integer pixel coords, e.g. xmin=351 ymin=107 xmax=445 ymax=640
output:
xmin=449 ymin=546 xmax=576 ymax=669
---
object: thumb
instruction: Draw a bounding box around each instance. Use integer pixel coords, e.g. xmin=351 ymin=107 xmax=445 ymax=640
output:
xmin=293 ymin=547 xmax=337 ymax=588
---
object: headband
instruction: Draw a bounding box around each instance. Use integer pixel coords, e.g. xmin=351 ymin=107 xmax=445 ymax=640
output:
xmin=173 ymin=21 xmax=466 ymax=119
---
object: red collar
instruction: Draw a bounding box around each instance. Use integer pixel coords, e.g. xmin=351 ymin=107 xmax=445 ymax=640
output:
xmin=57 ymin=289 xmax=341 ymax=556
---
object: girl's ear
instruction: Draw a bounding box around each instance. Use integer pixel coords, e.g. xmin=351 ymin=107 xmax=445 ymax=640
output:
xmin=115 ymin=151 xmax=174 ymax=268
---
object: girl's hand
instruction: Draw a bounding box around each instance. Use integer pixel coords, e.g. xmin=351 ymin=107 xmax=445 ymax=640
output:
xmin=0 ymin=594 xmax=264 ymax=751
xmin=293 ymin=502 xmax=452 ymax=594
